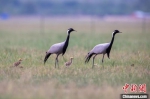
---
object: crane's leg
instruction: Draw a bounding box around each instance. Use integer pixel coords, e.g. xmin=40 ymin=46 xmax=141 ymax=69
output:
xmin=56 ymin=55 xmax=59 ymax=68
xmin=92 ymin=54 xmax=97 ymax=69
xmin=102 ymin=54 xmax=105 ymax=68
xmin=55 ymin=57 xmax=57 ymax=68
xmin=102 ymin=54 xmax=104 ymax=63
xmin=55 ymin=54 xmax=59 ymax=68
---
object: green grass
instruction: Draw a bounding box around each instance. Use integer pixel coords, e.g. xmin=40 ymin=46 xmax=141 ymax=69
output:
xmin=0 ymin=17 xmax=150 ymax=99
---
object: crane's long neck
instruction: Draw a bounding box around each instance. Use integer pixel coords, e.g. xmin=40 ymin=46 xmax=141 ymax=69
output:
xmin=109 ymin=34 xmax=115 ymax=49
xmin=106 ymin=33 xmax=115 ymax=58
xmin=62 ymin=34 xmax=70 ymax=55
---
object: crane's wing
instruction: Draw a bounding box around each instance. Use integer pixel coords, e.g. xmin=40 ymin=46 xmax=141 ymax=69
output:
xmin=48 ymin=42 xmax=65 ymax=54
xmin=90 ymin=43 xmax=110 ymax=54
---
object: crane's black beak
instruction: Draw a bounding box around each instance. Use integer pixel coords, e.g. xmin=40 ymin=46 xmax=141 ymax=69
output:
xmin=119 ymin=32 xmax=122 ymax=33
xmin=74 ymin=30 xmax=77 ymax=32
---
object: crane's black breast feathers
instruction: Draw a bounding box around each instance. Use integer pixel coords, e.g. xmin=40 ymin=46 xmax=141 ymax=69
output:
xmin=106 ymin=47 xmax=111 ymax=59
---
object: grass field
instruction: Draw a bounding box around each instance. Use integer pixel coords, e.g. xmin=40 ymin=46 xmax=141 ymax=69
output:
xmin=0 ymin=16 xmax=150 ymax=99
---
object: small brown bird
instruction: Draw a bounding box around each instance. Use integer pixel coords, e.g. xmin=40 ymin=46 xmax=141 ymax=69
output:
xmin=14 ymin=58 xmax=22 ymax=67
xmin=65 ymin=57 xmax=73 ymax=67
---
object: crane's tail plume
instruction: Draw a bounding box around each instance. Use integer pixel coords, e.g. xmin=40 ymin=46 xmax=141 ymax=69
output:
xmin=85 ymin=53 xmax=94 ymax=63
xmin=44 ymin=53 xmax=51 ymax=64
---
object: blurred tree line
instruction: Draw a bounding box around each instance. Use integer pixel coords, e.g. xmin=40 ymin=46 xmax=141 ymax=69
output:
xmin=0 ymin=0 xmax=150 ymax=16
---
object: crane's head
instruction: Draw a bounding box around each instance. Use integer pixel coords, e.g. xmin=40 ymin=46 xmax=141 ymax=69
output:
xmin=67 ymin=28 xmax=76 ymax=34
xmin=112 ymin=30 xmax=122 ymax=36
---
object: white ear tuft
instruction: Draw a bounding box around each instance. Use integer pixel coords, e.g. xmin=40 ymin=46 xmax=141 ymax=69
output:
xmin=112 ymin=32 xmax=115 ymax=37
xmin=67 ymin=30 xmax=69 ymax=34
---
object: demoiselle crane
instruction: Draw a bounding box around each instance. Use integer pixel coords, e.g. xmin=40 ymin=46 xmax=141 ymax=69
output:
xmin=85 ymin=30 xmax=122 ymax=68
xmin=44 ymin=28 xmax=76 ymax=68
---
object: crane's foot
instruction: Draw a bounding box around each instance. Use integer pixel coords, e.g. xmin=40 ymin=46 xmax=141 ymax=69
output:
xmin=92 ymin=65 xmax=94 ymax=69
xmin=102 ymin=64 xmax=104 ymax=69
